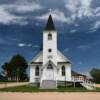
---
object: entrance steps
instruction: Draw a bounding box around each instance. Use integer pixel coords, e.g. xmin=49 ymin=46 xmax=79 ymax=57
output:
xmin=80 ymin=80 xmax=96 ymax=90
xmin=40 ymin=80 xmax=57 ymax=89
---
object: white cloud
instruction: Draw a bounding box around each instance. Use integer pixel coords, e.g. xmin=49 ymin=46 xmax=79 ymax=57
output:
xmin=64 ymin=0 xmax=97 ymax=20
xmin=36 ymin=0 xmax=99 ymax=24
xmin=77 ymin=45 xmax=91 ymax=49
xmin=78 ymin=61 xmax=83 ymax=65
xmin=95 ymin=7 xmax=100 ymax=17
xmin=0 ymin=5 xmax=24 ymax=24
xmin=18 ymin=43 xmax=40 ymax=48
xmin=0 ymin=37 xmax=14 ymax=45
xmin=63 ymin=48 xmax=69 ymax=52
xmin=95 ymin=7 xmax=100 ymax=13
xmin=18 ymin=43 xmax=32 ymax=47
xmin=70 ymin=29 xmax=77 ymax=33
xmin=36 ymin=10 xmax=71 ymax=23
xmin=65 ymin=0 xmax=92 ymax=15
xmin=15 ymin=5 xmax=41 ymax=13
xmin=75 ymin=24 xmax=79 ymax=27
xmin=33 ymin=45 xmax=40 ymax=48
xmin=0 ymin=1 xmax=42 ymax=24
xmin=89 ymin=29 xmax=96 ymax=33
xmin=2 ymin=3 xmax=42 ymax=13
xmin=14 ymin=0 xmax=42 ymax=13
xmin=92 ymin=21 xmax=100 ymax=30
xmin=96 ymin=13 xmax=100 ymax=17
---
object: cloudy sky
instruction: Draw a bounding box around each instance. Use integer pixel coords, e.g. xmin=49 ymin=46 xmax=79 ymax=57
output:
xmin=0 ymin=0 xmax=100 ymax=74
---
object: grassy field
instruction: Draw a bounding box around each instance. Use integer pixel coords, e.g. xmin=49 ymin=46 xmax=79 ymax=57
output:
xmin=0 ymin=85 xmax=100 ymax=92
xmin=0 ymin=82 xmax=16 ymax=84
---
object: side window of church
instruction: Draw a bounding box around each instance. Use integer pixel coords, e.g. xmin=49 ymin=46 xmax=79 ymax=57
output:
xmin=48 ymin=33 xmax=52 ymax=40
xmin=35 ymin=66 xmax=39 ymax=76
xmin=62 ymin=66 xmax=65 ymax=76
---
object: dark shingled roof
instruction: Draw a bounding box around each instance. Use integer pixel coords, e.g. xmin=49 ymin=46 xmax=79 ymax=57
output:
xmin=44 ymin=14 xmax=56 ymax=31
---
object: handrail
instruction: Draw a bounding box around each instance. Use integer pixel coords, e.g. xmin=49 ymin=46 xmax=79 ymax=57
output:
xmin=71 ymin=76 xmax=96 ymax=89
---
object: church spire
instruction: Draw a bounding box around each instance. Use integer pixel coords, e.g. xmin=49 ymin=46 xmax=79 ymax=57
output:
xmin=44 ymin=14 xmax=56 ymax=31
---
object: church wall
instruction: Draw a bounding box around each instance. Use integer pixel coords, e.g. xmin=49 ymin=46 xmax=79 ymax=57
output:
xmin=65 ymin=65 xmax=71 ymax=81
xmin=57 ymin=64 xmax=71 ymax=81
xmin=29 ymin=64 xmax=42 ymax=83
xmin=29 ymin=65 xmax=35 ymax=83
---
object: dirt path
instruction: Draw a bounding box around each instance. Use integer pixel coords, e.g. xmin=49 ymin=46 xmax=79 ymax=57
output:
xmin=0 ymin=92 xmax=100 ymax=100
xmin=96 ymin=84 xmax=100 ymax=88
xmin=0 ymin=82 xmax=28 ymax=88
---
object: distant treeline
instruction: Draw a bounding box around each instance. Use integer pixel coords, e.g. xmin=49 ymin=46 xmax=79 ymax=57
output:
xmin=90 ymin=68 xmax=100 ymax=83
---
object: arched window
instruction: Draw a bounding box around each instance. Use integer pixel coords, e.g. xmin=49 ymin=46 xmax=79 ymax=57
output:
xmin=62 ymin=66 xmax=65 ymax=76
xmin=35 ymin=66 xmax=39 ymax=76
xmin=48 ymin=33 xmax=52 ymax=40
xmin=47 ymin=63 xmax=53 ymax=70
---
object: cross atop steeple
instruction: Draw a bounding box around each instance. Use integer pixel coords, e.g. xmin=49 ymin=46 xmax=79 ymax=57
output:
xmin=49 ymin=8 xmax=52 ymax=14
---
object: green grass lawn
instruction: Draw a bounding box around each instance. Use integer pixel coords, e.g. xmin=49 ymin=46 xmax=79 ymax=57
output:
xmin=0 ymin=80 xmax=18 ymax=84
xmin=0 ymin=85 xmax=100 ymax=92
xmin=0 ymin=80 xmax=28 ymax=84
xmin=0 ymin=82 xmax=16 ymax=84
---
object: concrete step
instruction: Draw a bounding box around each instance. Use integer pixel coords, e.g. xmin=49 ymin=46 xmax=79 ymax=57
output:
xmin=80 ymin=83 xmax=95 ymax=90
xmin=40 ymin=80 xmax=57 ymax=89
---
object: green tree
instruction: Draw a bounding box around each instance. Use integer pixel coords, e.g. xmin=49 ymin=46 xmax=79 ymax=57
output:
xmin=1 ymin=55 xmax=28 ymax=82
xmin=90 ymin=68 xmax=100 ymax=83
xmin=2 ymin=62 xmax=11 ymax=77
xmin=10 ymin=55 xmax=28 ymax=81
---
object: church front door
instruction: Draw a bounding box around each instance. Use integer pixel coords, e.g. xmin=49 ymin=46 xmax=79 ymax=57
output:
xmin=46 ymin=70 xmax=54 ymax=80
xmin=46 ymin=64 xmax=54 ymax=80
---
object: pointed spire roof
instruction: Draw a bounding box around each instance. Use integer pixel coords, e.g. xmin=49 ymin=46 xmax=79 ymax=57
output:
xmin=44 ymin=15 xmax=56 ymax=31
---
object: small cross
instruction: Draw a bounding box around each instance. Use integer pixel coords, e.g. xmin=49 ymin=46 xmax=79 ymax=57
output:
xmin=49 ymin=8 xmax=52 ymax=14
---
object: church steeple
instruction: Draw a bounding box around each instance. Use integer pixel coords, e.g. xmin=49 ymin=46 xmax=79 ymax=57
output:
xmin=43 ymin=14 xmax=57 ymax=66
xmin=44 ymin=15 xmax=56 ymax=31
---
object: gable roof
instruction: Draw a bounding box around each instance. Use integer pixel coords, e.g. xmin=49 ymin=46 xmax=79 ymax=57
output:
xmin=57 ymin=50 xmax=71 ymax=64
xmin=29 ymin=50 xmax=71 ymax=65
xmin=44 ymin=15 xmax=56 ymax=31
xmin=29 ymin=51 xmax=43 ymax=64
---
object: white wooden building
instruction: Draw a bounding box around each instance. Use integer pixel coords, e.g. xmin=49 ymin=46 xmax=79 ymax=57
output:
xmin=29 ymin=14 xmax=72 ymax=89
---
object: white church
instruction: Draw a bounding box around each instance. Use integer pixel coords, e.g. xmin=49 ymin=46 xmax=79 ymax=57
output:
xmin=29 ymin=14 xmax=95 ymax=90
